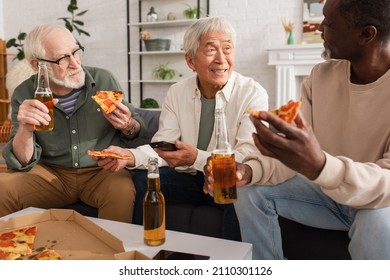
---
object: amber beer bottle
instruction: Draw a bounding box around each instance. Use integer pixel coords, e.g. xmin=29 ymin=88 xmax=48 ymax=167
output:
xmin=211 ymin=92 xmax=237 ymax=204
xmin=34 ymin=62 xmax=54 ymax=131
xmin=143 ymin=157 xmax=166 ymax=246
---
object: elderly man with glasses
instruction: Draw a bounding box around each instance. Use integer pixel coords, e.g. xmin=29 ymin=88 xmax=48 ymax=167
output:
xmin=0 ymin=23 xmax=146 ymax=223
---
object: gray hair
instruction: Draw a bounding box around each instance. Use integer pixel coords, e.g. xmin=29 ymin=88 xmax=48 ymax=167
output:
xmin=24 ymin=23 xmax=76 ymax=61
xmin=183 ymin=17 xmax=236 ymax=58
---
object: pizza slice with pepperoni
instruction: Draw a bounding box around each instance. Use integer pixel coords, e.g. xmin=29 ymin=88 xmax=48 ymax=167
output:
xmin=247 ymin=100 xmax=302 ymax=124
xmin=0 ymin=226 xmax=37 ymax=260
xmin=91 ymin=90 xmax=123 ymax=114
xmin=88 ymin=150 xmax=133 ymax=160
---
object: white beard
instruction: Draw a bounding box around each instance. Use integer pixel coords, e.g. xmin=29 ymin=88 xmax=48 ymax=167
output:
xmin=48 ymin=67 xmax=85 ymax=89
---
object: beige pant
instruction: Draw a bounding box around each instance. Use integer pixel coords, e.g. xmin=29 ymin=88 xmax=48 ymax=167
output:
xmin=0 ymin=163 xmax=135 ymax=223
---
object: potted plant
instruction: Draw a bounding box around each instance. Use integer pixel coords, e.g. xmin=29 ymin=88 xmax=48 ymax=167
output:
xmin=183 ymin=4 xmax=202 ymax=19
xmin=140 ymin=31 xmax=171 ymax=51
xmin=6 ymin=0 xmax=89 ymax=61
xmin=152 ymin=63 xmax=177 ymax=80
xmin=140 ymin=98 xmax=160 ymax=109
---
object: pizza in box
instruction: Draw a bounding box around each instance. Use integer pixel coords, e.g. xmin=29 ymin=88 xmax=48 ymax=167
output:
xmin=0 ymin=226 xmax=62 ymax=260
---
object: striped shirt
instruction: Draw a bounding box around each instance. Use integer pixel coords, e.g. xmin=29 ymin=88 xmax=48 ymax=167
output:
xmin=56 ymin=87 xmax=83 ymax=116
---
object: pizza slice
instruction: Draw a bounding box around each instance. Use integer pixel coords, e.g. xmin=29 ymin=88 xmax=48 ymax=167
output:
xmin=0 ymin=249 xmax=21 ymax=260
xmin=91 ymin=90 xmax=123 ymax=114
xmin=0 ymin=226 xmax=37 ymax=260
xmin=88 ymin=150 xmax=133 ymax=160
xmin=33 ymin=248 xmax=63 ymax=260
xmin=247 ymin=100 xmax=302 ymax=124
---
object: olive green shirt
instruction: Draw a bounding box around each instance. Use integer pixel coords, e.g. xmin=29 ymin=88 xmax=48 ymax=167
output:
xmin=3 ymin=66 xmax=146 ymax=171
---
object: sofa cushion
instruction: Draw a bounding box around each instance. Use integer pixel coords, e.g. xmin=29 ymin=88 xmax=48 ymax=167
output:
xmin=128 ymin=108 xmax=161 ymax=148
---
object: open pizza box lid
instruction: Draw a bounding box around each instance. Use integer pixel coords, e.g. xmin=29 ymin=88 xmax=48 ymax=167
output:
xmin=0 ymin=209 xmax=150 ymax=260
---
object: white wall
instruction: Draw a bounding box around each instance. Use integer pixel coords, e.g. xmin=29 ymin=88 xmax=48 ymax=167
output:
xmin=0 ymin=1 xmax=4 ymax=38
xmin=2 ymin=0 xmax=303 ymax=107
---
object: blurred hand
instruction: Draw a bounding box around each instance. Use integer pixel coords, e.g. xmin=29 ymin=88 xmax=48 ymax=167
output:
xmin=92 ymin=145 xmax=135 ymax=172
xmin=250 ymin=111 xmax=326 ymax=180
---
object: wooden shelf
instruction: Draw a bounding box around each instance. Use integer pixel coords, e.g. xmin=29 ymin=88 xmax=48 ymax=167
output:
xmin=127 ymin=0 xmax=209 ymax=104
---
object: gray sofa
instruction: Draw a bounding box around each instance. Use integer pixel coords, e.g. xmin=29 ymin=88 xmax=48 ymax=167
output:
xmin=67 ymin=107 xmax=351 ymax=259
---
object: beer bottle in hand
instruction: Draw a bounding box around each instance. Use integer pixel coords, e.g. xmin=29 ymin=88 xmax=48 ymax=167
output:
xmin=143 ymin=157 xmax=166 ymax=246
xmin=34 ymin=62 xmax=54 ymax=131
xmin=211 ymin=91 xmax=237 ymax=204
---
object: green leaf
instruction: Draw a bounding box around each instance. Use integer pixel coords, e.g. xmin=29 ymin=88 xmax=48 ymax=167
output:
xmin=76 ymin=10 xmax=88 ymax=16
xmin=65 ymin=21 xmax=74 ymax=32
xmin=70 ymin=0 xmax=77 ymax=6
xmin=17 ymin=51 xmax=25 ymax=60
xmin=68 ymin=5 xmax=77 ymax=13
xmin=74 ymin=25 xmax=90 ymax=36
xmin=79 ymin=30 xmax=90 ymax=37
xmin=6 ymin=38 xmax=16 ymax=48
xmin=18 ymin=32 xmax=27 ymax=40
xmin=73 ymin=20 xmax=84 ymax=26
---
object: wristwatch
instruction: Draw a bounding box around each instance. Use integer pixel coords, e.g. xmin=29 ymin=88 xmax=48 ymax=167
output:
xmin=125 ymin=118 xmax=137 ymax=136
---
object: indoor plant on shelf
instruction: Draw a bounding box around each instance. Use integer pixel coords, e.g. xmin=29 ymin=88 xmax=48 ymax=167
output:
xmin=152 ymin=63 xmax=177 ymax=80
xmin=140 ymin=31 xmax=171 ymax=51
xmin=140 ymin=98 xmax=160 ymax=109
xmin=183 ymin=4 xmax=202 ymax=19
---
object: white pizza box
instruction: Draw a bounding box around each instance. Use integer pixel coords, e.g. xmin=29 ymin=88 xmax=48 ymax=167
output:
xmin=0 ymin=209 xmax=150 ymax=260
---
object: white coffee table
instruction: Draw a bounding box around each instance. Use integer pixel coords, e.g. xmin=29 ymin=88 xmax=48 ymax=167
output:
xmin=1 ymin=207 xmax=252 ymax=260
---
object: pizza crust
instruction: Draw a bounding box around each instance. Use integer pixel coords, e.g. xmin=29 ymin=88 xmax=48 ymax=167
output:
xmin=33 ymin=248 xmax=63 ymax=260
xmin=87 ymin=150 xmax=133 ymax=160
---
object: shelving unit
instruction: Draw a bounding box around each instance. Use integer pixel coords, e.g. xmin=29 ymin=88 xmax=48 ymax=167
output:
xmin=0 ymin=39 xmax=9 ymax=124
xmin=126 ymin=0 xmax=209 ymax=105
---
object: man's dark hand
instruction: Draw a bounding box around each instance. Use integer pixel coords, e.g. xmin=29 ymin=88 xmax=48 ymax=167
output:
xmin=250 ymin=111 xmax=326 ymax=180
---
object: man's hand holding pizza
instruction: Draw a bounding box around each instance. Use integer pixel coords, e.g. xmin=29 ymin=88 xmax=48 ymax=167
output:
xmin=103 ymin=101 xmax=130 ymax=127
xmin=91 ymin=145 xmax=135 ymax=172
xmin=92 ymin=91 xmax=140 ymax=138
xmin=249 ymin=108 xmax=326 ymax=180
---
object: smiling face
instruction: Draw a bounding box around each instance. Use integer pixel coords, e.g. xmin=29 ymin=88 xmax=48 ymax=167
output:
xmin=185 ymin=31 xmax=235 ymax=98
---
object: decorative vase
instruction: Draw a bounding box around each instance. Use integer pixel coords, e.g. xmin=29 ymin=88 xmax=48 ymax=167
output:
xmin=147 ymin=6 xmax=158 ymax=22
xmin=287 ymin=31 xmax=294 ymax=45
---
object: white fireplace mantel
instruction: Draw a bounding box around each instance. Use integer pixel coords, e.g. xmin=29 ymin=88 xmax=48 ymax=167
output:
xmin=267 ymin=43 xmax=324 ymax=107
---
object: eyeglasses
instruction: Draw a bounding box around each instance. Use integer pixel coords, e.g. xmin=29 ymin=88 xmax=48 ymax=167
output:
xmin=37 ymin=46 xmax=84 ymax=68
